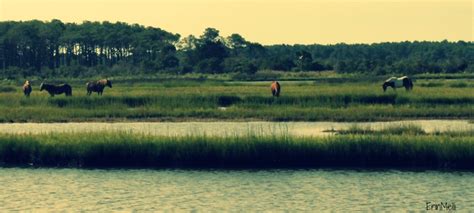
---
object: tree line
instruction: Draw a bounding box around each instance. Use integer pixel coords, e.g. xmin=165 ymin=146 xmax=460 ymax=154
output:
xmin=0 ymin=20 xmax=472 ymax=79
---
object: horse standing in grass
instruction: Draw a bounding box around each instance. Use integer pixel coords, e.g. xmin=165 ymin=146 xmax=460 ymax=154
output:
xmin=383 ymin=76 xmax=413 ymax=92
xmin=22 ymin=80 xmax=32 ymax=97
xmin=271 ymin=81 xmax=281 ymax=97
xmin=40 ymin=82 xmax=72 ymax=97
xmin=86 ymin=79 xmax=112 ymax=96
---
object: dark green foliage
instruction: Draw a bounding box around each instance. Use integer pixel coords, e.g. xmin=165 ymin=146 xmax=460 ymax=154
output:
xmin=264 ymin=41 xmax=473 ymax=74
xmin=0 ymin=20 xmax=180 ymax=77
xmin=224 ymin=58 xmax=258 ymax=74
xmin=449 ymin=82 xmax=468 ymax=88
xmin=1 ymin=20 xmax=472 ymax=79
xmin=217 ymin=96 xmax=241 ymax=107
xmin=0 ymin=85 xmax=15 ymax=93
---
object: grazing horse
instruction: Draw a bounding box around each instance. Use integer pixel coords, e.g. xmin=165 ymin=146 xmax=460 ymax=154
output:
xmin=86 ymin=79 xmax=112 ymax=96
xmin=22 ymin=80 xmax=32 ymax=97
xmin=383 ymin=76 xmax=413 ymax=92
xmin=271 ymin=81 xmax=281 ymax=97
xmin=40 ymin=82 xmax=72 ymax=97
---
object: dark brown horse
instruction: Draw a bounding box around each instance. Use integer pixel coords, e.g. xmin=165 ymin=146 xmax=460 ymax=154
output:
xmin=40 ymin=82 xmax=72 ymax=97
xmin=271 ymin=81 xmax=281 ymax=97
xmin=22 ymin=80 xmax=32 ymax=97
xmin=86 ymin=79 xmax=112 ymax=95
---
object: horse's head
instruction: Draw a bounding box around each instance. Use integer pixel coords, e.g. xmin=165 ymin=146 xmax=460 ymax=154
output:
xmin=382 ymin=82 xmax=389 ymax=92
xmin=39 ymin=82 xmax=45 ymax=91
xmin=106 ymin=80 xmax=112 ymax=88
xmin=24 ymin=80 xmax=30 ymax=86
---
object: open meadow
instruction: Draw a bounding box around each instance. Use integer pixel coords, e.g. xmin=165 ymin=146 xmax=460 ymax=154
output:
xmin=0 ymin=74 xmax=472 ymax=122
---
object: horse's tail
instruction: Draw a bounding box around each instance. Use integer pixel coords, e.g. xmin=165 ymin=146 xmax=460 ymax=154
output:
xmin=403 ymin=78 xmax=413 ymax=90
xmin=271 ymin=82 xmax=276 ymax=96
xmin=271 ymin=81 xmax=281 ymax=97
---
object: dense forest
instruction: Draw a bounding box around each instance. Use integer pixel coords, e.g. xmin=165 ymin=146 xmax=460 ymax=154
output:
xmin=0 ymin=20 xmax=472 ymax=79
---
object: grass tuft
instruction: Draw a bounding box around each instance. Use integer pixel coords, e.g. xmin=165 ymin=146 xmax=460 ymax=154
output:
xmin=338 ymin=124 xmax=426 ymax=135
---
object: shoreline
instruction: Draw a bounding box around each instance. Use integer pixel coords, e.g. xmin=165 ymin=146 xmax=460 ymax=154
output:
xmin=0 ymin=117 xmax=472 ymax=124
xmin=0 ymin=120 xmax=472 ymax=137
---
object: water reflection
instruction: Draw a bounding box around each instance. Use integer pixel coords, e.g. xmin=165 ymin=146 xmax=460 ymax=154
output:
xmin=0 ymin=120 xmax=471 ymax=137
xmin=0 ymin=168 xmax=472 ymax=211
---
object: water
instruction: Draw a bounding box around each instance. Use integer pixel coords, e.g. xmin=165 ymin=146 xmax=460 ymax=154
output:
xmin=0 ymin=120 xmax=471 ymax=136
xmin=0 ymin=168 xmax=472 ymax=211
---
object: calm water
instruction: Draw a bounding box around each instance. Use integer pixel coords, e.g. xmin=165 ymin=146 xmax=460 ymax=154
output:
xmin=0 ymin=120 xmax=471 ymax=136
xmin=0 ymin=168 xmax=472 ymax=211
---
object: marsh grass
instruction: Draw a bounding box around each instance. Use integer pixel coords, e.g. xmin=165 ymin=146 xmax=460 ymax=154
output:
xmin=336 ymin=124 xmax=474 ymax=136
xmin=419 ymin=82 xmax=444 ymax=87
xmin=0 ymin=85 xmax=16 ymax=93
xmin=338 ymin=124 xmax=427 ymax=135
xmin=0 ymin=79 xmax=472 ymax=122
xmin=449 ymin=82 xmax=469 ymax=88
xmin=0 ymin=131 xmax=472 ymax=169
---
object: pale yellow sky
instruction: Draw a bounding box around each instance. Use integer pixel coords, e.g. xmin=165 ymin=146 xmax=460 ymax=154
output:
xmin=0 ymin=0 xmax=472 ymax=44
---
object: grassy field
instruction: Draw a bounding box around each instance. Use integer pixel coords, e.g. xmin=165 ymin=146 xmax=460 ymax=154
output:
xmin=0 ymin=127 xmax=472 ymax=169
xmin=0 ymin=74 xmax=472 ymax=122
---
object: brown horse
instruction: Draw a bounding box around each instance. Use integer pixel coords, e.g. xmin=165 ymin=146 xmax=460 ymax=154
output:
xmin=86 ymin=79 xmax=112 ymax=96
xmin=22 ymin=80 xmax=32 ymax=97
xmin=271 ymin=81 xmax=281 ymax=97
xmin=40 ymin=82 xmax=72 ymax=97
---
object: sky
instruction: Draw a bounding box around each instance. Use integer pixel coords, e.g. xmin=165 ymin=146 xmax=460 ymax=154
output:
xmin=0 ymin=0 xmax=472 ymax=45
